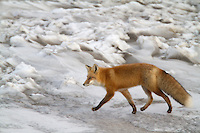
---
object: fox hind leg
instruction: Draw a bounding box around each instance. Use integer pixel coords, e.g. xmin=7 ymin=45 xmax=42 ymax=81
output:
xmin=153 ymin=89 xmax=172 ymax=113
xmin=120 ymin=89 xmax=137 ymax=114
xmin=141 ymin=86 xmax=153 ymax=111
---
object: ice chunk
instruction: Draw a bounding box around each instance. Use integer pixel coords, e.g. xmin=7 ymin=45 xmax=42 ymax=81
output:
xmin=13 ymin=62 xmax=40 ymax=79
xmin=136 ymin=36 xmax=160 ymax=56
xmin=105 ymin=34 xmax=130 ymax=51
xmin=29 ymin=93 xmax=45 ymax=101
xmin=138 ymin=25 xmax=183 ymax=39
xmin=10 ymin=36 xmax=26 ymax=47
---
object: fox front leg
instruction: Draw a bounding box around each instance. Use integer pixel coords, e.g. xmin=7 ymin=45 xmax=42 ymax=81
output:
xmin=92 ymin=92 xmax=114 ymax=111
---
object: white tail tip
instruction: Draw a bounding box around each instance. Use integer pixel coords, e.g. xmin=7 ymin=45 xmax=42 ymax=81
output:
xmin=185 ymin=96 xmax=193 ymax=108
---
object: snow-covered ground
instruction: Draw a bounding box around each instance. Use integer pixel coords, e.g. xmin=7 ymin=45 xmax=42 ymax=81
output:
xmin=0 ymin=0 xmax=200 ymax=132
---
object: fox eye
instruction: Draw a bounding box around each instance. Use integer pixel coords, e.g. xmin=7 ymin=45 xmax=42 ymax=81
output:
xmin=88 ymin=77 xmax=95 ymax=80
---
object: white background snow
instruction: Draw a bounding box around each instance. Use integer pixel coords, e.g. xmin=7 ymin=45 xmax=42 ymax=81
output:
xmin=0 ymin=0 xmax=200 ymax=132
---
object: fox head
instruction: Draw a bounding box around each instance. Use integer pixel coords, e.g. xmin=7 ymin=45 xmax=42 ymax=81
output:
xmin=83 ymin=64 xmax=101 ymax=86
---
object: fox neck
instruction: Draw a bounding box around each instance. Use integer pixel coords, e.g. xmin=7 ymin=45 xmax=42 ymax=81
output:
xmin=95 ymin=67 xmax=108 ymax=87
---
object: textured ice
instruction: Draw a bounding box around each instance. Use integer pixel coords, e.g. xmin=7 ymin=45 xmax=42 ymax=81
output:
xmin=0 ymin=0 xmax=200 ymax=132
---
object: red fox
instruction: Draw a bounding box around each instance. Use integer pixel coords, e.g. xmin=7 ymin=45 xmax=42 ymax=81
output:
xmin=83 ymin=63 xmax=193 ymax=114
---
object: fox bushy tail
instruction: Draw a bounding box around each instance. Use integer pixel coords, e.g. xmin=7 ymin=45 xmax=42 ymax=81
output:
xmin=158 ymin=71 xmax=193 ymax=107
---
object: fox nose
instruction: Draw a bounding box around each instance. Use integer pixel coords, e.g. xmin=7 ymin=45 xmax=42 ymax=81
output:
xmin=83 ymin=83 xmax=85 ymax=86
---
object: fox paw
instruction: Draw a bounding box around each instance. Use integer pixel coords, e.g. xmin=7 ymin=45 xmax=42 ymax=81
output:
xmin=140 ymin=107 xmax=146 ymax=111
xmin=132 ymin=108 xmax=137 ymax=114
xmin=167 ymin=106 xmax=172 ymax=113
xmin=167 ymin=108 xmax=172 ymax=113
xmin=132 ymin=110 xmax=136 ymax=114
xmin=92 ymin=107 xmax=98 ymax=111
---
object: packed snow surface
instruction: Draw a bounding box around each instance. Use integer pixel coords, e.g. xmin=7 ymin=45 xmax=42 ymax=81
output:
xmin=0 ymin=0 xmax=200 ymax=132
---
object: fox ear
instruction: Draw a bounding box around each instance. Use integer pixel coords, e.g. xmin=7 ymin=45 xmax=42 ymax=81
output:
xmin=92 ymin=64 xmax=98 ymax=73
xmin=85 ymin=65 xmax=91 ymax=71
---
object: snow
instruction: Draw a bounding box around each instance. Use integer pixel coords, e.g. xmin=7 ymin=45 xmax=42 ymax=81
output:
xmin=0 ymin=0 xmax=200 ymax=132
xmin=0 ymin=106 xmax=93 ymax=133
